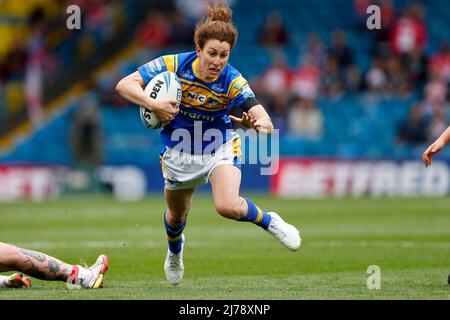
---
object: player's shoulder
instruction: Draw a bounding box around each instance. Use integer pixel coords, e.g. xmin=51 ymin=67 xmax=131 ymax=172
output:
xmin=172 ymin=51 xmax=197 ymax=71
xmin=223 ymin=62 xmax=244 ymax=81
xmin=160 ymin=51 xmax=196 ymax=73
xmin=222 ymin=63 xmax=249 ymax=97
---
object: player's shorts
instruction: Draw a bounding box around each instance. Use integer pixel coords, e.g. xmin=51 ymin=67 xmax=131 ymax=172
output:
xmin=160 ymin=135 xmax=242 ymax=190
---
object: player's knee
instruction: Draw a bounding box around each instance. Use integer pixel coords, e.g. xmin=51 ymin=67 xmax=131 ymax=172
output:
xmin=166 ymin=207 xmax=190 ymax=226
xmin=168 ymin=215 xmax=187 ymax=226
xmin=215 ymin=199 xmax=242 ymax=220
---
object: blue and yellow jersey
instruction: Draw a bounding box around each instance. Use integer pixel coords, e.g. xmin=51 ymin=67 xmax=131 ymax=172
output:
xmin=138 ymin=51 xmax=257 ymax=154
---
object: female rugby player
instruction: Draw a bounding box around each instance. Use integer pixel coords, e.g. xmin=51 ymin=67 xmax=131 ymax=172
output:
xmin=116 ymin=0 xmax=301 ymax=285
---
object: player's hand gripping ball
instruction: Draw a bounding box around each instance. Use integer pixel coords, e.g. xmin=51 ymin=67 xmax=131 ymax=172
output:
xmin=140 ymin=71 xmax=182 ymax=129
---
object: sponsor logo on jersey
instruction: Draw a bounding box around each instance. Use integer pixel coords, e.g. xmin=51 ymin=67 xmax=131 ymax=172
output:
xmin=208 ymin=98 xmax=221 ymax=106
xmin=180 ymin=70 xmax=194 ymax=80
xmin=149 ymin=58 xmax=163 ymax=73
xmin=187 ymin=91 xmax=207 ymax=103
xmin=240 ymin=84 xmax=254 ymax=99
xmin=179 ymin=109 xmax=216 ymax=121
xmin=211 ymin=83 xmax=224 ymax=92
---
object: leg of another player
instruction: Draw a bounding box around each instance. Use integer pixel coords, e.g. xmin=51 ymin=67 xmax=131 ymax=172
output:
xmin=209 ymin=164 xmax=271 ymax=229
xmin=0 ymin=242 xmax=108 ymax=288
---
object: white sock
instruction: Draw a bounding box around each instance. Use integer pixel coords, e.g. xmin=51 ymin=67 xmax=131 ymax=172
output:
xmin=0 ymin=275 xmax=10 ymax=287
xmin=75 ymin=265 xmax=93 ymax=287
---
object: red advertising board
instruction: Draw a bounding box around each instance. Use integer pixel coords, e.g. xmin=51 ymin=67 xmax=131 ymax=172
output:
xmin=271 ymin=158 xmax=450 ymax=198
xmin=0 ymin=165 xmax=63 ymax=201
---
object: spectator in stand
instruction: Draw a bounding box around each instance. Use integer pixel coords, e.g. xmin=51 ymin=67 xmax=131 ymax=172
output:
xmin=254 ymin=53 xmax=290 ymax=99
xmin=365 ymin=57 xmax=387 ymax=95
xmin=423 ymin=71 xmax=448 ymax=113
xmin=379 ymin=0 xmax=397 ymax=31
xmin=258 ymin=11 xmax=290 ymax=48
xmin=426 ymin=109 xmax=448 ymax=143
xmin=288 ymin=96 xmax=323 ymax=140
xmin=329 ymin=29 xmax=354 ymax=69
xmin=396 ymin=104 xmax=427 ymax=144
xmin=25 ymin=6 xmax=47 ymax=129
xmin=136 ymin=10 xmax=172 ymax=49
xmin=290 ymin=56 xmax=321 ymax=101
xmin=267 ymin=94 xmax=289 ymax=134
xmin=69 ymin=95 xmax=103 ymax=167
xmin=428 ymin=42 xmax=450 ymax=83
xmin=321 ymin=55 xmax=343 ymax=98
xmin=371 ymin=0 xmax=398 ymax=58
xmin=344 ymin=64 xmax=363 ymax=93
xmin=385 ymin=55 xmax=408 ymax=96
xmin=403 ymin=46 xmax=427 ymax=84
xmin=299 ymin=33 xmax=327 ymax=70
xmin=389 ymin=2 xmax=427 ymax=56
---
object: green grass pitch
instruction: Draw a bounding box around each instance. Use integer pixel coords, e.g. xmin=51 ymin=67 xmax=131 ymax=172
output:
xmin=0 ymin=194 xmax=449 ymax=300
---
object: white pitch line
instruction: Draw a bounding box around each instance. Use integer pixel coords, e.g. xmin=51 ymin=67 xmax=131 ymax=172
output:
xmin=12 ymin=240 xmax=450 ymax=250
xmin=306 ymin=240 xmax=450 ymax=249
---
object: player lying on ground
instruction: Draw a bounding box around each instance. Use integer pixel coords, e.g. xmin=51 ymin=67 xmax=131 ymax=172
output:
xmin=0 ymin=242 xmax=108 ymax=289
xmin=423 ymin=125 xmax=450 ymax=167
xmin=116 ymin=0 xmax=301 ymax=286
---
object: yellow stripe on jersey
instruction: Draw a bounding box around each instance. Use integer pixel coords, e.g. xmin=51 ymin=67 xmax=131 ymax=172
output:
xmin=227 ymin=75 xmax=248 ymax=99
xmin=180 ymin=84 xmax=227 ymax=111
xmin=179 ymin=78 xmax=228 ymax=99
xmin=162 ymin=55 xmax=177 ymax=73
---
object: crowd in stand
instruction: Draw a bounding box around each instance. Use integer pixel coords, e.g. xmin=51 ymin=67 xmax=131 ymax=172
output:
xmin=122 ymin=0 xmax=450 ymax=148
xmin=1 ymin=0 xmax=449 ymax=152
xmin=252 ymin=1 xmax=449 ymax=146
xmin=0 ymin=0 xmax=140 ymax=127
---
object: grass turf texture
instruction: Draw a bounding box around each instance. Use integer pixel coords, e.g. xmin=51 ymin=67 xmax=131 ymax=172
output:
xmin=0 ymin=195 xmax=449 ymax=300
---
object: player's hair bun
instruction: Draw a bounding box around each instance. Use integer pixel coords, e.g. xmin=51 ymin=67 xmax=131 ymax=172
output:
xmin=194 ymin=0 xmax=237 ymax=49
xmin=206 ymin=1 xmax=232 ymax=23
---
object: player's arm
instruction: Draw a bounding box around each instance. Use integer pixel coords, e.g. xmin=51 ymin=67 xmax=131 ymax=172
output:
xmin=423 ymin=125 xmax=450 ymax=167
xmin=227 ymin=75 xmax=274 ymax=135
xmin=229 ymin=104 xmax=274 ymax=135
xmin=116 ymin=71 xmax=178 ymax=124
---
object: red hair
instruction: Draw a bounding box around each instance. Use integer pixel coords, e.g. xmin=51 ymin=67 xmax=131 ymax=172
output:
xmin=194 ymin=1 xmax=238 ymax=49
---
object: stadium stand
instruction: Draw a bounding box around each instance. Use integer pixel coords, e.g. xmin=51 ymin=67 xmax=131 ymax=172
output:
xmin=0 ymin=0 xmax=449 ymax=167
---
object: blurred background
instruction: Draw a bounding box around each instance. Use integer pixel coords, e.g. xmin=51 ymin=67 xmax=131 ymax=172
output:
xmin=0 ymin=0 xmax=449 ymax=201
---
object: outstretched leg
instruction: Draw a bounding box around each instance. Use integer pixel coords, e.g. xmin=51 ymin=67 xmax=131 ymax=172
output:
xmin=209 ymin=165 xmax=301 ymax=251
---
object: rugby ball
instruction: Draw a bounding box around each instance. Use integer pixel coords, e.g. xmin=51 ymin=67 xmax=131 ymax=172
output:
xmin=140 ymin=71 xmax=182 ymax=129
